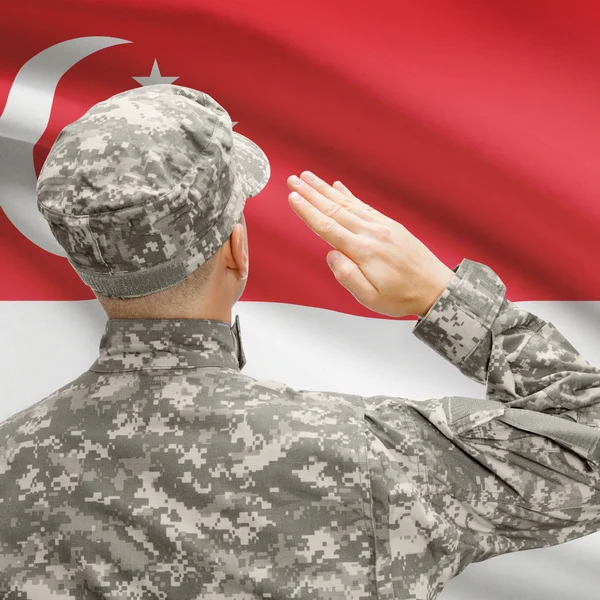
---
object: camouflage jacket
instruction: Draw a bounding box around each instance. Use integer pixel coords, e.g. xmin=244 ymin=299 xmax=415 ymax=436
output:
xmin=1 ymin=258 xmax=600 ymax=599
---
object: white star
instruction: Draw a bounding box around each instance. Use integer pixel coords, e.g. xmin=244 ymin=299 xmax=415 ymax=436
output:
xmin=132 ymin=60 xmax=179 ymax=86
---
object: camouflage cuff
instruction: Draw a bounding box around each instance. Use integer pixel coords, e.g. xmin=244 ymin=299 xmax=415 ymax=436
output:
xmin=411 ymin=258 xmax=507 ymax=367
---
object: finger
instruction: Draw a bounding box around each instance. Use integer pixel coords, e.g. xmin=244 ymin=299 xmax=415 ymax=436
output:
xmin=326 ymin=250 xmax=378 ymax=305
xmin=300 ymin=172 xmax=380 ymax=223
xmin=333 ymin=180 xmax=394 ymax=229
xmin=299 ymin=171 xmax=361 ymax=212
xmin=332 ymin=181 xmax=355 ymax=199
xmin=288 ymin=191 xmax=361 ymax=258
xmin=287 ymin=175 xmax=369 ymax=235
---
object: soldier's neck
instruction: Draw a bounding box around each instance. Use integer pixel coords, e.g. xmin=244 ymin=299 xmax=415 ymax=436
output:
xmin=99 ymin=294 xmax=233 ymax=325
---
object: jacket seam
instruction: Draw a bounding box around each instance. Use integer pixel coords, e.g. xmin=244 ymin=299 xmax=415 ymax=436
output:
xmin=357 ymin=426 xmax=382 ymax=599
xmin=403 ymin=404 xmax=433 ymax=498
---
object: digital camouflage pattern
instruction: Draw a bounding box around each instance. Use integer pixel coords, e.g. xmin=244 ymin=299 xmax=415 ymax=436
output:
xmin=1 ymin=258 xmax=600 ymax=599
xmin=36 ymin=84 xmax=270 ymax=299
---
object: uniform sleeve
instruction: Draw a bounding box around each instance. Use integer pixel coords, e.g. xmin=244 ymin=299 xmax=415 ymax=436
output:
xmin=404 ymin=258 xmax=600 ymax=563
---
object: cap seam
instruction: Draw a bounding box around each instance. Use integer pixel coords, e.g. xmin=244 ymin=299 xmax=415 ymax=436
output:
xmin=87 ymin=213 xmax=111 ymax=274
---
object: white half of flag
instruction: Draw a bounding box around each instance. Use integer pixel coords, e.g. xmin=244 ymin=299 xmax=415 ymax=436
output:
xmin=2 ymin=298 xmax=600 ymax=600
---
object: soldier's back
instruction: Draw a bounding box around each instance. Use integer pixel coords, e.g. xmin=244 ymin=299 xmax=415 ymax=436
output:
xmin=0 ymin=327 xmax=376 ymax=599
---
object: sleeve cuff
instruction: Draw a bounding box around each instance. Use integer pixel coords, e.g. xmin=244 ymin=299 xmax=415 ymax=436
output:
xmin=411 ymin=258 xmax=507 ymax=368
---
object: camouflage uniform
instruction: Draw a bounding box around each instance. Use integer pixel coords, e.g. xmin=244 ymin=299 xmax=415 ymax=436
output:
xmin=1 ymin=85 xmax=599 ymax=599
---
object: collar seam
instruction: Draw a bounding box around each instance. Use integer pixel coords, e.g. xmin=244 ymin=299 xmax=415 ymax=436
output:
xmin=89 ymin=364 xmax=240 ymax=374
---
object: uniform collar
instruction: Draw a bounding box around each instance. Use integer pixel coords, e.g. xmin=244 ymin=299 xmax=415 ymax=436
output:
xmin=90 ymin=314 xmax=246 ymax=373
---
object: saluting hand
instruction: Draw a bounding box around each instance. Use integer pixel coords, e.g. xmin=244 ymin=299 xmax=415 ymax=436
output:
xmin=287 ymin=171 xmax=454 ymax=319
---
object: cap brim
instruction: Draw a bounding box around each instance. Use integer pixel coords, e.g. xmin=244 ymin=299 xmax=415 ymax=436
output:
xmin=232 ymin=131 xmax=270 ymax=198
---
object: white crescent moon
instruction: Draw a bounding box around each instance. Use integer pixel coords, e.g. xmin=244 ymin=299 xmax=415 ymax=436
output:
xmin=0 ymin=36 xmax=131 ymax=256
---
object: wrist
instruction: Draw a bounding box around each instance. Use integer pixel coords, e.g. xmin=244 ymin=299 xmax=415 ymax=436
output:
xmin=416 ymin=267 xmax=455 ymax=318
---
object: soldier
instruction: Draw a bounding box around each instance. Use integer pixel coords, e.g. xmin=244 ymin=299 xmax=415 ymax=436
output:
xmin=1 ymin=83 xmax=599 ymax=599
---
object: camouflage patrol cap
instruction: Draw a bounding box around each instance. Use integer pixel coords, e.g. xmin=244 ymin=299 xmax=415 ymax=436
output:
xmin=36 ymin=84 xmax=270 ymax=298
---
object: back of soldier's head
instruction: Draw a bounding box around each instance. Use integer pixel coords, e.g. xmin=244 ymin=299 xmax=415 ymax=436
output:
xmin=37 ymin=84 xmax=269 ymax=313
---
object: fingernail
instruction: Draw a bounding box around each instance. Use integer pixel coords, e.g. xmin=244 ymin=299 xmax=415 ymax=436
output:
xmin=289 ymin=192 xmax=302 ymax=203
xmin=301 ymin=171 xmax=315 ymax=182
xmin=289 ymin=175 xmax=301 ymax=186
xmin=327 ymin=253 xmax=339 ymax=268
xmin=334 ymin=181 xmax=347 ymax=191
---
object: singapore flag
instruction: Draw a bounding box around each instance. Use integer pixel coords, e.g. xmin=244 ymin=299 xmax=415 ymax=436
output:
xmin=1 ymin=3 xmax=600 ymax=599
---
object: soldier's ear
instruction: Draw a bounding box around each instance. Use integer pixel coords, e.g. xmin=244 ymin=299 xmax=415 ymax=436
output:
xmin=225 ymin=222 xmax=248 ymax=280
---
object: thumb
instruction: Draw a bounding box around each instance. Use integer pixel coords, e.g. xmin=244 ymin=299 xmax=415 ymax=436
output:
xmin=326 ymin=251 xmax=376 ymax=304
